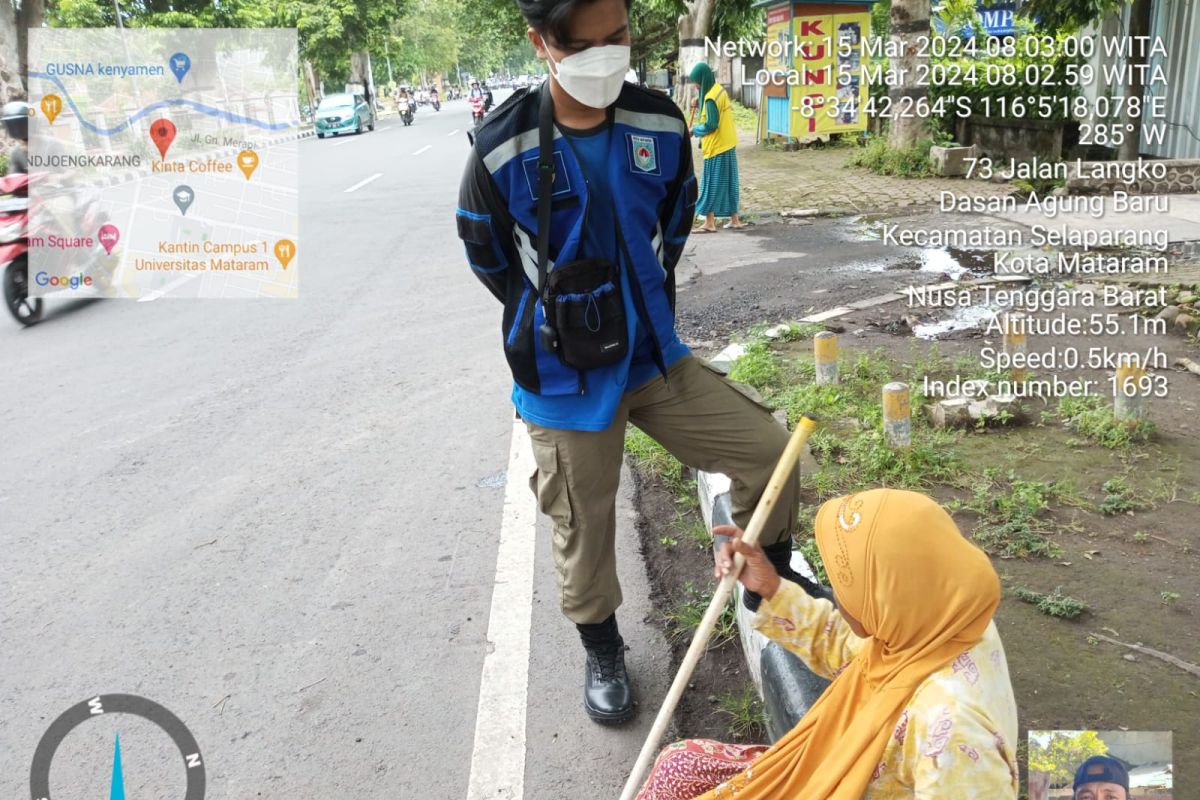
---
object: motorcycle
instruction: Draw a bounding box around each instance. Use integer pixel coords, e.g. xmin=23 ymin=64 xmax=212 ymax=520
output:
xmin=432 ymin=96 xmax=441 ymax=112
xmin=1 ymin=173 xmax=115 ymax=325
xmin=0 ymin=173 xmax=38 ymax=325
xmin=399 ymin=98 xmax=414 ymax=126
xmin=469 ymin=95 xmax=486 ymax=128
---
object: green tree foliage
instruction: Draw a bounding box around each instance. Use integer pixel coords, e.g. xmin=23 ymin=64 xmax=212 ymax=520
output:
xmin=1018 ymin=0 xmax=1133 ymax=31
xmin=1028 ymin=731 xmax=1109 ymax=787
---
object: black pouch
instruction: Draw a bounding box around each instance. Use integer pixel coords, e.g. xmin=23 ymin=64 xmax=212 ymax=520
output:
xmin=545 ymin=257 xmax=628 ymax=370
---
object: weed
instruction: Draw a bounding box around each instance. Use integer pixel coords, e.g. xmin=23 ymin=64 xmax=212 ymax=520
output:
xmin=846 ymin=137 xmax=936 ymax=177
xmin=660 ymin=536 xmax=677 ymax=548
xmin=1099 ymin=476 xmax=1145 ymax=516
xmin=774 ymin=321 xmax=826 ymax=342
xmin=1014 ymin=586 xmax=1088 ymax=619
xmin=1057 ymin=395 xmax=1155 ymax=448
xmin=1133 ymin=531 xmax=1149 ymax=544
xmin=663 ymin=582 xmax=738 ymax=648
xmin=1161 ymin=591 xmax=1181 ymax=605
xmin=808 ymin=427 xmax=962 ymax=496
xmin=959 ymin=473 xmax=1065 ymax=558
xmin=677 ymin=514 xmax=713 ymax=551
xmin=718 ymin=683 xmax=766 ymax=741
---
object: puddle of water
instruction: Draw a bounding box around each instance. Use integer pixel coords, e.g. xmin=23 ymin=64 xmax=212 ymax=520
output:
xmin=912 ymin=303 xmax=1002 ymax=340
xmin=920 ymin=248 xmax=968 ymax=278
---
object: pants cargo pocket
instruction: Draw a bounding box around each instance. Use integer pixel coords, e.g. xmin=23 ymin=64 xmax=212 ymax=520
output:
xmin=528 ymin=439 xmax=575 ymax=528
xmin=697 ymin=358 xmax=778 ymax=416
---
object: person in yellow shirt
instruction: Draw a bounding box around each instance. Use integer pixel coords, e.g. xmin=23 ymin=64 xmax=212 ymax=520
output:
xmin=637 ymin=488 xmax=1019 ymax=799
xmin=686 ymin=62 xmax=745 ymax=233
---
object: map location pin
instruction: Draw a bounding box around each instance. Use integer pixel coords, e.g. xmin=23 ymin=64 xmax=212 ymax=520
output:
xmin=168 ymin=52 xmax=191 ymax=84
xmin=40 ymin=94 xmax=63 ymax=125
xmin=173 ymin=185 xmax=195 ymax=216
xmin=98 ymin=224 xmax=120 ymax=256
xmin=237 ymin=150 xmax=259 ymax=180
xmin=149 ymin=119 xmax=177 ymax=159
xmin=274 ymin=239 xmax=296 ymax=269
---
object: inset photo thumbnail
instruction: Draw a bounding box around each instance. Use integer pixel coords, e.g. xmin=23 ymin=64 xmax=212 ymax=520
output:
xmin=1029 ymin=730 xmax=1173 ymax=800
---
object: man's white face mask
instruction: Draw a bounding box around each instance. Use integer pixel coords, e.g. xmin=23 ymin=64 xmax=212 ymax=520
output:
xmin=543 ymin=39 xmax=630 ymax=109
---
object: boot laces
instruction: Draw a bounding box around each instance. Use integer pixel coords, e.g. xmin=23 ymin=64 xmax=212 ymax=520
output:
xmin=592 ymin=643 xmax=626 ymax=683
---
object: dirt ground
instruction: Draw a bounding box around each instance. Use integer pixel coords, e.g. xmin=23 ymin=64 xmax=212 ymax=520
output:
xmin=632 ymin=212 xmax=1200 ymax=793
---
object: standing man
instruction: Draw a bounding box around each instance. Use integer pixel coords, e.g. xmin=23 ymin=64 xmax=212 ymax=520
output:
xmin=455 ymin=0 xmax=812 ymax=724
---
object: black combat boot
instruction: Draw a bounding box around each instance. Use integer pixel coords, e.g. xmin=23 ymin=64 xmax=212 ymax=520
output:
xmin=576 ymin=614 xmax=633 ymax=724
xmin=742 ymin=539 xmax=828 ymax=612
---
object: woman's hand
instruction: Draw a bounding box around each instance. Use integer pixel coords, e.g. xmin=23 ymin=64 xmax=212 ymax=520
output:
xmin=712 ymin=525 xmax=781 ymax=601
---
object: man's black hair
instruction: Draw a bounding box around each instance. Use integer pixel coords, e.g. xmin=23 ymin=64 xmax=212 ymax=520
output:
xmin=516 ymin=0 xmax=633 ymax=48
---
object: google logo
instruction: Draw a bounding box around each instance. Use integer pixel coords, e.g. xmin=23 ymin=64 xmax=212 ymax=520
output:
xmin=35 ymin=271 xmax=93 ymax=289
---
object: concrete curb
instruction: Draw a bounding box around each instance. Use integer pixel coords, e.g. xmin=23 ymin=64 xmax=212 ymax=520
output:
xmin=698 ymin=351 xmax=831 ymax=743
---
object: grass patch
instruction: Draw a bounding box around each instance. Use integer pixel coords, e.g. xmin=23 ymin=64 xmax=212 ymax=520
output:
xmin=676 ymin=512 xmax=713 ymax=551
xmin=798 ymin=537 xmax=828 ymax=585
xmin=625 ymin=427 xmax=694 ymax=505
xmin=952 ymin=471 xmax=1066 ymax=559
xmin=1014 ymin=586 xmax=1088 ymax=619
xmin=662 ymin=582 xmax=738 ymax=648
xmin=727 ymin=339 xmax=783 ymax=393
xmin=718 ymin=683 xmax=766 ymax=741
xmin=846 ymin=136 xmax=935 ymax=177
xmin=1057 ymin=395 xmax=1155 ymax=448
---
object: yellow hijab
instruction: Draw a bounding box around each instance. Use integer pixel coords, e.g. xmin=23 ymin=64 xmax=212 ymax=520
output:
xmin=697 ymin=488 xmax=1000 ymax=799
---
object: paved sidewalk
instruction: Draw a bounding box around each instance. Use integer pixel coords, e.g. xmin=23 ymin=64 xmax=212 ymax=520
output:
xmin=702 ymin=129 xmax=1016 ymax=217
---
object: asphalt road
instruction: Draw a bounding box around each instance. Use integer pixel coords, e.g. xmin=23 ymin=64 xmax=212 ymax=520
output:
xmin=1 ymin=94 xmax=672 ymax=798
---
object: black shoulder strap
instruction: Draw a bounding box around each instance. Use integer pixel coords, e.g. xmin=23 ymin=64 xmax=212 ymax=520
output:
xmin=536 ymin=83 xmax=554 ymax=302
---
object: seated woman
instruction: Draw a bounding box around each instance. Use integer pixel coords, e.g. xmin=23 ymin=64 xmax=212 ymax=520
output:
xmin=638 ymin=488 xmax=1019 ymax=799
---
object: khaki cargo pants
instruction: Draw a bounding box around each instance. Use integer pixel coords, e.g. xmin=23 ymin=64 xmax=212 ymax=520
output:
xmin=525 ymin=355 xmax=798 ymax=625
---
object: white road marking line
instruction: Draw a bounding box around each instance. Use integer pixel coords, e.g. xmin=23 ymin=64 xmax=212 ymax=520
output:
xmin=466 ymin=419 xmax=536 ymax=800
xmin=343 ymin=173 xmax=383 ymax=193
xmin=448 ymin=129 xmax=459 ymax=137
xmin=413 ymin=145 xmax=432 ymax=156
xmin=333 ymin=138 xmax=355 ymax=147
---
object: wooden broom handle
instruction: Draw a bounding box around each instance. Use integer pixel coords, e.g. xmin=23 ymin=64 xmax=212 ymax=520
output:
xmin=618 ymin=416 xmax=819 ymax=800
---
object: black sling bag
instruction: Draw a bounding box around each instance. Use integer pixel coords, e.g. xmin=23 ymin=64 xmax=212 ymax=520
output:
xmin=536 ymin=84 xmax=629 ymax=372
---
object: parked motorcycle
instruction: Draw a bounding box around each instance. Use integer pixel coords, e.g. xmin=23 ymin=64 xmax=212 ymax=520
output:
xmin=399 ymin=98 xmax=414 ymax=126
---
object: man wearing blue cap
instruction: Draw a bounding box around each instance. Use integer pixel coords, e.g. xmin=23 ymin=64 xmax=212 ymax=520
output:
xmin=1074 ymin=754 xmax=1130 ymax=800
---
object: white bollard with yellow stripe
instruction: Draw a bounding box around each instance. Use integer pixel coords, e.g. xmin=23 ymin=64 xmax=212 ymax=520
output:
xmin=882 ymin=382 xmax=912 ymax=448
xmin=814 ymin=331 xmax=838 ymax=385
xmin=1113 ymin=355 xmax=1149 ymax=421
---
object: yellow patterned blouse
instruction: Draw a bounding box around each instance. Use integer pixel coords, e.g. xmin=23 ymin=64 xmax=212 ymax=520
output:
xmin=754 ymin=580 xmax=1020 ymax=799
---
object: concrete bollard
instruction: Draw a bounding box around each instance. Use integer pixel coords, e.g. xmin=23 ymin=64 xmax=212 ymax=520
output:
xmin=814 ymin=331 xmax=839 ymax=385
xmin=882 ymin=382 xmax=912 ymax=448
xmin=1113 ymin=355 xmax=1149 ymax=421
xmin=1002 ymin=312 xmax=1028 ymax=383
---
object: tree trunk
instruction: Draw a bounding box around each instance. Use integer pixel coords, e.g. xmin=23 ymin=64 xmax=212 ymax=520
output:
xmin=0 ymin=0 xmax=25 ymax=104
xmin=1118 ymin=0 xmax=1153 ymax=161
xmin=887 ymin=0 xmax=929 ymax=149
xmin=349 ymin=50 xmax=377 ymax=110
xmin=676 ymin=0 xmax=717 ymax=109
xmin=16 ymin=0 xmax=46 ymax=81
xmin=303 ymin=60 xmax=320 ymax=119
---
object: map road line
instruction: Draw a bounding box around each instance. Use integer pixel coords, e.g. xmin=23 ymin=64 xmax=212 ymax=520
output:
xmin=413 ymin=145 xmax=432 ymax=156
xmin=343 ymin=173 xmax=383 ymax=193
xmin=465 ymin=418 xmax=536 ymax=800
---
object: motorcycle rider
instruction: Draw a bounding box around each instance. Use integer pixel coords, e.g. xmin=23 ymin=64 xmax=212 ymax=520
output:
xmin=430 ymin=85 xmax=441 ymax=110
xmin=2 ymin=100 xmax=29 ymax=175
xmin=481 ymin=81 xmax=495 ymax=112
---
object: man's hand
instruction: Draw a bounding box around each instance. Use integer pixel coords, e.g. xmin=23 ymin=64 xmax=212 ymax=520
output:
xmin=712 ymin=525 xmax=781 ymax=601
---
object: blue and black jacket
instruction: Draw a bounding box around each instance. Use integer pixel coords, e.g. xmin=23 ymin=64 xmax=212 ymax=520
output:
xmin=456 ymin=83 xmax=698 ymax=416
